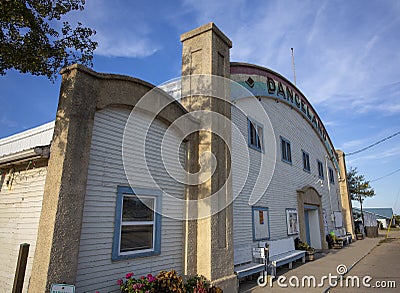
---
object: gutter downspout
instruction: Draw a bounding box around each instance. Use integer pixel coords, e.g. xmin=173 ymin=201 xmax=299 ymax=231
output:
xmin=325 ymin=155 xmax=335 ymax=225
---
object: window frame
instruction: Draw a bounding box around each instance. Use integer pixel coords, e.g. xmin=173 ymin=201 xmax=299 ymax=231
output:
xmin=329 ymin=167 xmax=335 ymax=184
xmin=112 ymin=186 xmax=162 ymax=261
xmin=280 ymin=136 xmax=292 ymax=164
xmin=302 ymin=150 xmax=310 ymax=173
xmin=247 ymin=117 xmax=264 ymax=152
xmin=251 ymin=206 xmax=270 ymax=241
xmin=317 ymin=160 xmax=324 ymax=179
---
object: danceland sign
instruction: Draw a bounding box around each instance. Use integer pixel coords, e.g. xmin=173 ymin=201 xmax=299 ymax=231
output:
xmin=231 ymin=63 xmax=340 ymax=174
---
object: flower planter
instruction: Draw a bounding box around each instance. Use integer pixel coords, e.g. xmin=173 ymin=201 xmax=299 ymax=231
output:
xmin=356 ymin=233 xmax=363 ymax=240
xmin=333 ymin=241 xmax=343 ymax=249
xmin=305 ymin=251 xmax=315 ymax=261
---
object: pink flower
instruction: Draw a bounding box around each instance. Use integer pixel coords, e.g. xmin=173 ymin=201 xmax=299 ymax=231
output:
xmin=147 ymin=274 xmax=156 ymax=282
xmin=126 ymin=272 xmax=134 ymax=279
xmin=117 ymin=278 xmax=123 ymax=285
xmin=95 ymin=291 xmax=99 ymax=293
xmin=132 ymin=284 xmax=138 ymax=290
xmin=141 ymin=276 xmax=145 ymax=280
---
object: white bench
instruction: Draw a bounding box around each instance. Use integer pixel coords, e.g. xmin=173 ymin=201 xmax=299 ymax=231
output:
xmin=234 ymin=247 xmax=266 ymax=279
xmin=260 ymin=237 xmax=306 ymax=277
xmin=334 ymin=228 xmax=352 ymax=245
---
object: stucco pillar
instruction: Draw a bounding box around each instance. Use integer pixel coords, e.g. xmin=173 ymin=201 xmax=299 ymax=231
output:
xmin=28 ymin=67 xmax=98 ymax=292
xmin=180 ymin=23 xmax=237 ymax=292
xmin=336 ymin=150 xmax=355 ymax=238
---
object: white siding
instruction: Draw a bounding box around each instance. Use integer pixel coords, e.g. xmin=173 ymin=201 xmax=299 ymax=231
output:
xmin=0 ymin=122 xmax=54 ymax=157
xmin=232 ymin=96 xmax=341 ymax=249
xmin=0 ymin=165 xmax=47 ymax=292
xmin=76 ymin=107 xmax=186 ymax=293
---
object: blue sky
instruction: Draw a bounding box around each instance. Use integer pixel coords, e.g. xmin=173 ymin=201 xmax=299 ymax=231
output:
xmin=1 ymin=0 xmax=399 ymax=214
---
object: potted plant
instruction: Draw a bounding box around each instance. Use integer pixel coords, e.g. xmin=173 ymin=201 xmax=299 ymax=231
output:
xmin=305 ymin=245 xmax=315 ymax=261
xmin=295 ymin=238 xmax=315 ymax=261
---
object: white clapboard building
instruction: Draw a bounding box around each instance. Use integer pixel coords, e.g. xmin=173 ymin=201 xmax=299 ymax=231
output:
xmin=0 ymin=23 xmax=354 ymax=293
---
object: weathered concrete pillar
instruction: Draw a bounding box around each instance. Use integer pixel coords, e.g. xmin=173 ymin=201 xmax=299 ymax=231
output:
xmin=28 ymin=67 xmax=98 ymax=292
xmin=180 ymin=23 xmax=237 ymax=291
xmin=336 ymin=150 xmax=356 ymax=238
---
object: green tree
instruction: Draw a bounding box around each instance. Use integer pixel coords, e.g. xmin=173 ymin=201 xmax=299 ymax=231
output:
xmin=347 ymin=167 xmax=375 ymax=225
xmin=0 ymin=0 xmax=97 ymax=81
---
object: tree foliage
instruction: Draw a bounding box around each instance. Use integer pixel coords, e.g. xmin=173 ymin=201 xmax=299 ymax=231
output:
xmin=347 ymin=167 xmax=375 ymax=204
xmin=0 ymin=0 xmax=97 ymax=81
xmin=347 ymin=167 xmax=375 ymax=224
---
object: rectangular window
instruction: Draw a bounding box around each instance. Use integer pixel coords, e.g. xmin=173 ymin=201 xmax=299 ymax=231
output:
xmin=248 ymin=118 xmax=264 ymax=152
xmin=113 ymin=186 xmax=161 ymax=260
xmin=281 ymin=137 xmax=292 ymax=164
xmin=302 ymin=150 xmax=310 ymax=172
xmin=317 ymin=160 xmax=324 ymax=179
xmin=329 ymin=167 xmax=335 ymax=184
xmin=252 ymin=206 xmax=270 ymax=241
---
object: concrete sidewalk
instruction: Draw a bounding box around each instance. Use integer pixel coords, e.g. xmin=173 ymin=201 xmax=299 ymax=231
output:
xmin=239 ymin=235 xmax=383 ymax=293
xmin=330 ymin=230 xmax=400 ymax=292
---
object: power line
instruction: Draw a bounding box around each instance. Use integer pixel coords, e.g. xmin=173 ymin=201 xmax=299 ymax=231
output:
xmin=346 ymin=130 xmax=400 ymax=156
xmin=371 ymin=168 xmax=400 ymax=183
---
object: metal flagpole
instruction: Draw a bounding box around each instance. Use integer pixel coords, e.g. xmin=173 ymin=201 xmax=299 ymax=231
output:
xmin=291 ymin=48 xmax=297 ymax=86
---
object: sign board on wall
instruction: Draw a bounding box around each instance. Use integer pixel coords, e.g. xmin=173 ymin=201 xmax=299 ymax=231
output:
xmin=334 ymin=211 xmax=343 ymax=228
xmin=50 ymin=284 xmax=75 ymax=293
xmin=286 ymin=209 xmax=299 ymax=235
xmin=253 ymin=208 xmax=270 ymax=240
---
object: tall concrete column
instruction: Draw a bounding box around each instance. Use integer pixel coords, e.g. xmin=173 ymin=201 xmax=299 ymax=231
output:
xmin=336 ymin=150 xmax=355 ymax=238
xmin=28 ymin=67 xmax=98 ymax=292
xmin=180 ymin=23 xmax=237 ymax=291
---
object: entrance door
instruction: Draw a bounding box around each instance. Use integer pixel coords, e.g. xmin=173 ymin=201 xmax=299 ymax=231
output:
xmin=304 ymin=205 xmax=322 ymax=249
xmin=304 ymin=210 xmax=311 ymax=245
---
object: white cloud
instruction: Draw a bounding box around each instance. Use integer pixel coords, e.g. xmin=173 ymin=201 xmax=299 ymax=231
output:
xmin=327 ymin=81 xmax=400 ymax=115
xmin=64 ymin=0 xmax=400 ymax=115
xmin=64 ymin=0 xmax=160 ymax=58
xmin=306 ymin=0 xmax=328 ymax=44
xmin=181 ymin=0 xmax=400 ymax=118
xmin=0 ymin=116 xmax=18 ymax=128
xmin=347 ymin=146 xmax=400 ymax=165
xmin=94 ymin=33 xmax=158 ymax=58
xmin=341 ymin=139 xmax=365 ymax=150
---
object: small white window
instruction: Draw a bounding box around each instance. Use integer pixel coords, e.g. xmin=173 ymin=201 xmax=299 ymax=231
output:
xmin=281 ymin=137 xmax=292 ymax=164
xmin=302 ymin=150 xmax=310 ymax=172
xmin=248 ymin=118 xmax=264 ymax=152
xmin=317 ymin=160 xmax=324 ymax=179
xmin=113 ymin=187 xmax=161 ymax=260
xmin=329 ymin=167 xmax=335 ymax=184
